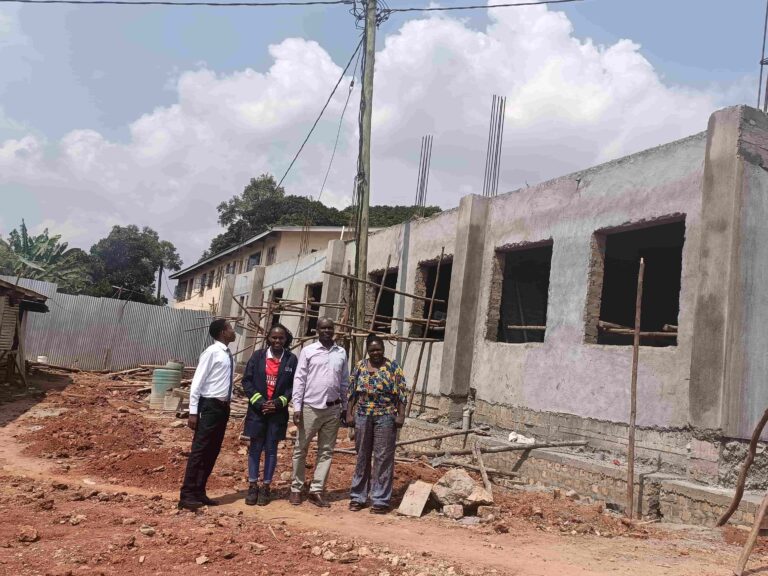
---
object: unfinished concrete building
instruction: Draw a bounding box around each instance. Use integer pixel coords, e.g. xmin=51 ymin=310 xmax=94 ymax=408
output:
xmin=212 ymin=106 xmax=768 ymax=524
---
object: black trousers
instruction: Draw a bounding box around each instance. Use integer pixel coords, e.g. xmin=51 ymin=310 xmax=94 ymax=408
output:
xmin=180 ymin=397 xmax=230 ymax=501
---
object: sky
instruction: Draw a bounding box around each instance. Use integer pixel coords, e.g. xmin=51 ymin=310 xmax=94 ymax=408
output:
xmin=0 ymin=0 xmax=763 ymax=298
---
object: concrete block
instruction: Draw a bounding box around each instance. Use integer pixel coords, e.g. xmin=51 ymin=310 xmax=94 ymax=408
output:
xmin=397 ymin=481 xmax=433 ymax=518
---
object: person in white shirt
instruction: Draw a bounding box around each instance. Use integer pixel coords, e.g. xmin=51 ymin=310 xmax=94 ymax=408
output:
xmin=178 ymin=319 xmax=236 ymax=510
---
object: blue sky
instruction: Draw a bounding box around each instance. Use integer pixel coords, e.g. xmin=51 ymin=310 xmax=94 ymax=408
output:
xmin=0 ymin=0 xmax=762 ymax=273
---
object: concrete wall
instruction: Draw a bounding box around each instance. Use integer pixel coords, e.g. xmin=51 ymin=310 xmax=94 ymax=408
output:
xmin=345 ymin=209 xmax=459 ymax=396
xmin=690 ymin=107 xmax=768 ymax=440
xmin=468 ymin=132 xmax=706 ymax=429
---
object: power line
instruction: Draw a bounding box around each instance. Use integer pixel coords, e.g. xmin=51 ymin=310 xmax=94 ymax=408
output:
xmin=317 ymin=45 xmax=361 ymax=204
xmin=276 ymin=34 xmax=364 ymax=189
xmin=0 ymin=0 xmax=350 ymax=6
xmin=386 ymin=0 xmax=582 ymax=14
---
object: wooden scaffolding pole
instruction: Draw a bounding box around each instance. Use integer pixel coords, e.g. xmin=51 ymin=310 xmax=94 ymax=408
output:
xmin=406 ymin=247 xmax=444 ymax=416
xmin=717 ymin=407 xmax=768 ymax=526
xmin=369 ymin=254 xmax=392 ymax=331
xmin=627 ymin=257 xmax=645 ymax=520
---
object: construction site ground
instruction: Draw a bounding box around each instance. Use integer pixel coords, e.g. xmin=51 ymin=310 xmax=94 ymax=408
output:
xmin=0 ymin=369 xmax=763 ymax=576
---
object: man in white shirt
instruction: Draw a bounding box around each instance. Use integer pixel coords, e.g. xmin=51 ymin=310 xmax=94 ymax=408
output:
xmin=178 ymin=319 xmax=236 ymax=510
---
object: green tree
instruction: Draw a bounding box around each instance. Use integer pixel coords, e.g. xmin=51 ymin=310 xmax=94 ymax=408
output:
xmin=204 ymin=174 xmax=442 ymax=259
xmin=88 ymin=225 xmax=182 ymax=305
xmin=0 ymin=220 xmax=91 ymax=293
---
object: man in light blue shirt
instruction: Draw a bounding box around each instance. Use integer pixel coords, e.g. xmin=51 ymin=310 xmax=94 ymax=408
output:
xmin=290 ymin=317 xmax=348 ymax=507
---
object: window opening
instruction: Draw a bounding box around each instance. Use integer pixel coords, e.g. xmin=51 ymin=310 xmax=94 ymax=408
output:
xmin=368 ymin=268 xmax=399 ymax=333
xmin=496 ymin=244 xmax=553 ymax=343
xmin=304 ymin=282 xmax=323 ymax=336
xmin=588 ymin=220 xmax=684 ymax=347
xmin=411 ymin=259 xmax=452 ymax=340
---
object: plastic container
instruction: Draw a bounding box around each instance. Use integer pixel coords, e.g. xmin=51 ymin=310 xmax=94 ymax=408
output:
xmin=150 ymin=368 xmax=182 ymax=409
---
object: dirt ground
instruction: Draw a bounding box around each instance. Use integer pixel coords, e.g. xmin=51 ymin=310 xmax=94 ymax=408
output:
xmin=0 ymin=368 xmax=764 ymax=576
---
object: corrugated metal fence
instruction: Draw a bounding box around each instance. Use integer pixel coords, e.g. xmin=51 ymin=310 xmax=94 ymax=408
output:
xmin=11 ymin=278 xmax=214 ymax=370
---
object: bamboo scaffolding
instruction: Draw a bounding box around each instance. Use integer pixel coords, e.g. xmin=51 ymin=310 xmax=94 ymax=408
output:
xmin=717 ymin=407 xmax=768 ymax=527
xmin=369 ymin=254 xmax=392 ymax=331
xmin=406 ymin=247 xmax=444 ymax=416
xmin=395 ymin=428 xmax=489 ymax=447
xmin=410 ymin=440 xmax=588 ymax=458
xmin=323 ymin=269 xmax=446 ymax=305
xmin=627 ymin=258 xmax=645 ymax=521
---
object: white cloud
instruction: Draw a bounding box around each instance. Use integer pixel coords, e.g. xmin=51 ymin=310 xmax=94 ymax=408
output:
xmin=0 ymin=4 xmax=749 ymax=267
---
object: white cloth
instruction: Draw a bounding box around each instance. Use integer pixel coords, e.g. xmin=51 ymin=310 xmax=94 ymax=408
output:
xmin=188 ymin=340 xmax=233 ymax=415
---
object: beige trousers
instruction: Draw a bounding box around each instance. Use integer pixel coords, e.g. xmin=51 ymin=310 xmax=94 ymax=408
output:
xmin=291 ymin=404 xmax=341 ymax=494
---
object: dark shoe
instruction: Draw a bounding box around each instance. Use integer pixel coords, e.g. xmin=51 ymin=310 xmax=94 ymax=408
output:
xmin=245 ymin=483 xmax=259 ymax=506
xmin=177 ymin=499 xmax=203 ymax=511
xmin=348 ymin=501 xmax=365 ymax=512
xmin=308 ymin=493 xmax=330 ymax=508
xmin=370 ymin=505 xmax=389 ymax=514
xmin=257 ymin=485 xmax=271 ymax=506
xmin=199 ymin=495 xmax=220 ymax=506
xmin=289 ymin=491 xmax=302 ymax=506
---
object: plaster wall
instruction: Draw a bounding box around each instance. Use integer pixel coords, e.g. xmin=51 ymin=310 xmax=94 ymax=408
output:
xmin=466 ymin=133 xmax=707 ymax=428
xmin=345 ymin=210 xmax=459 ymax=396
xmin=261 ymin=249 xmax=330 ymax=338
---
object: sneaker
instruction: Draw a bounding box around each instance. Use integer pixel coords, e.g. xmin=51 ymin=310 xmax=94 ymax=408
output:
xmin=257 ymin=485 xmax=271 ymax=506
xmin=245 ymin=483 xmax=259 ymax=506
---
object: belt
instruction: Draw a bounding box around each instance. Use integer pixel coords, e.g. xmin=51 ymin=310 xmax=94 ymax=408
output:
xmin=326 ymin=399 xmax=341 ymax=407
xmin=202 ymin=396 xmax=231 ymax=407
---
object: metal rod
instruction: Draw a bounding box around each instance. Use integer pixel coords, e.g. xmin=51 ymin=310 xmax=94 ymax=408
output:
xmin=761 ymin=0 xmax=768 ymax=109
xmin=627 ymin=257 xmax=645 ymax=520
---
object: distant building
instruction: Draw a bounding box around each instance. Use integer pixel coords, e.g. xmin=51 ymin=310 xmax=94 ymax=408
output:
xmin=170 ymin=226 xmax=361 ymax=312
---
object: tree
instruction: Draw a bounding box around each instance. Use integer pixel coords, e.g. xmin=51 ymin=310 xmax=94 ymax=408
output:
xmin=0 ymin=220 xmax=91 ymax=293
xmin=88 ymin=225 xmax=182 ymax=305
xmin=203 ymin=174 xmax=442 ymax=259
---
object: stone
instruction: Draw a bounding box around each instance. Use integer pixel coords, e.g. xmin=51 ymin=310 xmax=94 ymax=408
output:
xmin=139 ymin=555 xmax=146 ymax=564
xmin=339 ymin=551 xmax=359 ymax=564
xmin=280 ymin=471 xmax=292 ymax=482
xmin=38 ymin=499 xmax=55 ymax=511
xmin=398 ymin=481 xmax=433 ymax=518
xmin=69 ymin=514 xmax=87 ymax=526
xmin=357 ymin=546 xmax=372 ymax=557
xmin=477 ymin=506 xmax=500 ymax=519
xmin=312 ymin=546 xmax=323 ymax=556
xmin=139 ymin=525 xmax=156 ymax=537
xmin=443 ymin=504 xmax=464 ymax=520
xmin=322 ymin=550 xmax=337 ymax=561
xmin=565 ymin=490 xmax=580 ymax=501
xmin=17 ymin=526 xmax=39 ymax=543
xmin=122 ymin=518 xmax=137 ymax=525
xmin=196 ymin=555 xmax=210 ymax=565
xmin=465 ymin=486 xmax=493 ymax=507
xmin=552 ymin=488 xmax=562 ymax=500
xmin=432 ymin=469 xmax=476 ymax=506
xmin=170 ymin=421 xmax=186 ymax=428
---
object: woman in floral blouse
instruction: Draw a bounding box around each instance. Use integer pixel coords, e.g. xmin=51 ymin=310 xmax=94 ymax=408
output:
xmin=346 ymin=333 xmax=407 ymax=514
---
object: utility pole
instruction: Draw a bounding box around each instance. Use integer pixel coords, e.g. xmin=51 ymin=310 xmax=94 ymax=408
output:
xmin=156 ymin=262 xmax=164 ymax=302
xmin=353 ymin=0 xmax=377 ymax=360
